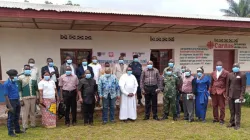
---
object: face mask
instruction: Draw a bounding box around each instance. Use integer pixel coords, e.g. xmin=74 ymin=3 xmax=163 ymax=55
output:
xmin=92 ymin=60 xmax=97 ymax=63
xmin=181 ymin=69 xmax=185 ymax=73
xmin=168 ymin=63 xmax=174 ymax=68
xmin=232 ymin=67 xmax=240 ymax=73
xmin=197 ymin=72 xmax=203 ymax=77
xmin=66 ymin=60 xmax=72 ymax=64
xmin=49 ymin=62 xmax=54 ymax=67
xmin=65 ymin=71 xmax=72 ymax=76
xmin=127 ymin=71 xmax=132 ymax=75
xmin=216 ymin=66 xmax=222 ymax=71
xmin=85 ymin=74 xmax=91 ymax=79
xmin=44 ymin=76 xmax=50 ymax=81
xmin=82 ymin=62 xmax=88 ymax=66
xmin=134 ymin=58 xmax=139 ymax=62
xmin=105 ymin=74 xmax=111 ymax=77
xmin=119 ymin=60 xmax=124 ymax=64
xmin=12 ymin=76 xmax=18 ymax=82
xmin=147 ymin=64 xmax=153 ymax=69
xmin=29 ymin=63 xmax=35 ymax=68
xmin=185 ymin=72 xmax=191 ymax=77
xmin=24 ymin=70 xmax=31 ymax=75
xmin=166 ymin=71 xmax=172 ymax=75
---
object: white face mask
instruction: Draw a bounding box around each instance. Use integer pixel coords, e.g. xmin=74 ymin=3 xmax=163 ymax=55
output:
xmin=29 ymin=63 xmax=35 ymax=67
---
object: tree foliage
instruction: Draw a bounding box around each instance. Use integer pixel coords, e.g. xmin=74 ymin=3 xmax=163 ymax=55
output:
xmin=65 ymin=0 xmax=80 ymax=6
xmin=220 ymin=0 xmax=250 ymax=17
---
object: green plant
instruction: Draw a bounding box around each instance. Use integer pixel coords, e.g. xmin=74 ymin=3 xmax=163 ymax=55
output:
xmin=244 ymin=92 xmax=250 ymax=107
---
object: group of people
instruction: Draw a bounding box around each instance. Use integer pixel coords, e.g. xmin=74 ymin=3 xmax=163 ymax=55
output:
xmin=3 ymin=54 xmax=246 ymax=137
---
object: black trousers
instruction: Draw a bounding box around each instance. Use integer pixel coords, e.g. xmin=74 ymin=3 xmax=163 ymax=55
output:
xmin=144 ymin=85 xmax=158 ymax=117
xmin=229 ymin=98 xmax=241 ymax=127
xmin=136 ymin=78 xmax=142 ymax=100
xmin=63 ymin=90 xmax=77 ymax=124
xmin=82 ymin=103 xmax=95 ymax=124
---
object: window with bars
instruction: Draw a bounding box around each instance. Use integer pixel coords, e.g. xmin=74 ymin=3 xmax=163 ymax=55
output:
xmin=150 ymin=49 xmax=173 ymax=74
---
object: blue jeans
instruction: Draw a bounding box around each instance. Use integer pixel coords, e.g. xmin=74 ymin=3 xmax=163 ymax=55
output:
xmin=7 ymin=99 xmax=21 ymax=135
xmin=176 ymin=94 xmax=180 ymax=115
xmin=102 ymin=94 xmax=116 ymax=122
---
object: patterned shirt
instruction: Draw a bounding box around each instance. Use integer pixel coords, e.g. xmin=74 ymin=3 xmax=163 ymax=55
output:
xmin=140 ymin=68 xmax=162 ymax=90
xmin=17 ymin=75 xmax=38 ymax=99
xmin=163 ymin=75 xmax=179 ymax=98
xmin=98 ymin=75 xmax=120 ymax=99
xmin=182 ymin=76 xmax=194 ymax=93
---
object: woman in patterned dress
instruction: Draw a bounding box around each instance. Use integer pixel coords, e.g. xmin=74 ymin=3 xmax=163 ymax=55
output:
xmin=38 ymin=71 xmax=59 ymax=128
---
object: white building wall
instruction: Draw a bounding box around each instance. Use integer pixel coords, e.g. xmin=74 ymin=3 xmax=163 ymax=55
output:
xmin=0 ymin=28 xmax=250 ymax=80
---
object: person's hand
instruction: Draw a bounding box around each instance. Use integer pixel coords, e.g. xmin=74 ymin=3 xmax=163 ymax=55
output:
xmin=240 ymin=96 xmax=244 ymax=102
xmin=155 ymin=89 xmax=161 ymax=93
xmin=8 ymin=106 xmax=14 ymax=113
xmin=20 ymin=100 xmax=24 ymax=106
xmin=78 ymin=98 xmax=83 ymax=104
xmin=142 ymin=90 xmax=145 ymax=95
xmin=128 ymin=93 xmax=133 ymax=97
xmin=39 ymin=98 xmax=43 ymax=105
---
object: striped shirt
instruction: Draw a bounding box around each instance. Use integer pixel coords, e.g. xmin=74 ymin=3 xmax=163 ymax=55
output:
xmin=140 ymin=68 xmax=161 ymax=90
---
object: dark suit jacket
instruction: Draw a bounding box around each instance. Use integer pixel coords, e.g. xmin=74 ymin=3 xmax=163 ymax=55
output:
xmin=41 ymin=65 xmax=59 ymax=79
xmin=60 ymin=63 xmax=77 ymax=76
xmin=76 ymin=66 xmax=94 ymax=79
xmin=210 ymin=70 xmax=229 ymax=96
xmin=226 ymin=72 xmax=246 ymax=99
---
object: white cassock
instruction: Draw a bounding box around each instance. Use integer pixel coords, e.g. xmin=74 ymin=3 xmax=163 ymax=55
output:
xmin=119 ymin=73 xmax=138 ymax=120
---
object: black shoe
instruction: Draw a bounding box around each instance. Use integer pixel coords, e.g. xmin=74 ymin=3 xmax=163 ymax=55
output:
xmin=227 ymin=124 xmax=235 ymax=128
xmin=220 ymin=120 xmax=224 ymax=125
xmin=153 ymin=116 xmax=160 ymax=121
xmin=161 ymin=115 xmax=168 ymax=120
xmin=9 ymin=134 xmax=17 ymax=137
xmin=123 ymin=120 xmax=128 ymax=123
xmin=213 ymin=120 xmax=219 ymax=123
xmin=173 ymin=117 xmax=177 ymax=121
xmin=138 ymin=100 xmax=143 ymax=106
xmin=15 ymin=130 xmax=24 ymax=134
xmin=183 ymin=118 xmax=189 ymax=120
xmin=143 ymin=116 xmax=149 ymax=120
xmin=188 ymin=119 xmax=194 ymax=122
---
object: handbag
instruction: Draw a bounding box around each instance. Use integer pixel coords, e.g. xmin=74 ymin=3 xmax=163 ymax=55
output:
xmin=58 ymin=102 xmax=66 ymax=119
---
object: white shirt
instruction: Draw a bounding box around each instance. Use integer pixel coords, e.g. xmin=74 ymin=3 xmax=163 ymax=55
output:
xmin=38 ymin=80 xmax=56 ymax=99
xmin=216 ymin=70 xmax=222 ymax=79
xmin=89 ymin=63 xmax=102 ymax=84
xmin=48 ymin=66 xmax=57 ymax=82
xmin=66 ymin=64 xmax=75 ymax=75
xmin=83 ymin=65 xmax=88 ymax=71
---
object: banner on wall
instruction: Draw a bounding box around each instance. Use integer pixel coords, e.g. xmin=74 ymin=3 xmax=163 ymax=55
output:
xmin=94 ymin=51 xmax=150 ymax=68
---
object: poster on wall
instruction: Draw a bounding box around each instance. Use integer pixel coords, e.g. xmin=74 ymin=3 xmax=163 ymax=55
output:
xmin=238 ymin=50 xmax=250 ymax=64
xmin=94 ymin=51 xmax=150 ymax=68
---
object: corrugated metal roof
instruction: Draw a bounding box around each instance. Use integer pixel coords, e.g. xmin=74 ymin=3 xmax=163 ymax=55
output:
xmin=1 ymin=1 xmax=250 ymax=22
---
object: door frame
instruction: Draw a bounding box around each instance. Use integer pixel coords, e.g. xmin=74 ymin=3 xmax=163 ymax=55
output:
xmin=213 ymin=49 xmax=235 ymax=70
xmin=150 ymin=49 xmax=173 ymax=73
xmin=60 ymin=49 xmax=92 ymax=65
xmin=0 ymin=56 xmax=2 ymax=80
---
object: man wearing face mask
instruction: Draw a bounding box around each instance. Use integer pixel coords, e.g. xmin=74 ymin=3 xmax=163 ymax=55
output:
xmin=41 ymin=58 xmax=59 ymax=90
xmin=60 ymin=55 xmax=77 ymax=76
xmin=22 ymin=58 xmax=39 ymax=82
xmin=129 ymin=55 xmax=143 ymax=106
xmin=59 ymin=66 xmax=79 ymax=127
xmin=18 ymin=65 xmax=39 ymax=131
xmin=119 ymin=67 xmax=138 ymax=122
xmin=140 ymin=61 xmax=162 ymax=120
xmin=226 ymin=63 xmax=246 ymax=130
xmin=162 ymin=67 xmax=179 ymax=121
xmin=113 ymin=56 xmax=128 ymax=80
xmin=163 ymin=59 xmax=182 ymax=118
xmin=76 ymin=58 xmax=94 ymax=79
xmin=98 ymin=68 xmax=120 ymax=124
xmin=4 ymin=69 xmax=24 ymax=137
xmin=210 ymin=61 xmax=229 ymax=125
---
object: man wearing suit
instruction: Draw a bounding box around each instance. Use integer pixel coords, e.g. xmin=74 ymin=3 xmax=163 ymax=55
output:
xmin=76 ymin=58 xmax=94 ymax=79
xmin=226 ymin=63 xmax=246 ymax=130
xmin=60 ymin=55 xmax=77 ymax=76
xmin=41 ymin=58 xmax=59 ymax=89
xmin=210 ymin=61 xmax=229 ymax=125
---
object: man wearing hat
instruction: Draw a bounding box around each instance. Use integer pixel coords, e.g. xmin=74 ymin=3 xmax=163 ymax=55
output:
xmin=4 ymin=69 xmax=24 ymax=137
xmin=129 ymin=55 xmax=143 ymax=106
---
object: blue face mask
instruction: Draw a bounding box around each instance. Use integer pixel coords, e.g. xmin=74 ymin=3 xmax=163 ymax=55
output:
xmin=92 ymin=60 xmax=98 ymax=63
xmin=12 ymin=76 xmax=18 ymax=82
xmin=105 ymin=74 xmax=111 ymax=77
xmin=197 ymin=72 xmax=203 ymax=77
xmin=147 ymin=64 xmax=153 ymax=69
xmin=82 ymin=62 xmax=88 ymax=66
xmin=168 ymin=63 xmax=174 ymax=68
xmin=24 ymin=70 xmax=31 ymax=75
xmin=166 ymin=71 xmax=172 ymax=75
xmin=134 ymin=58 xmax=139 ymax=62
xmin=127 ymin=71 xmax=132 ymax=75
xmin=232 ymin=67 xmax=240 ymax=73
xmin=185 ymin=72 xmax=191 ymax=77
xmin=85 ymin=74 xmax=91 ymax=79
xmin=67 ymin=60 xmax=72 ymax=64
xmin=216 ymin=66 xmax=222 ymax=71
xmin=49 ymin=62 xmax=54 ymax=67
xmin=119 ymin=60 xmax=124 ymax=64
xmin=65 ymin=71 xmax=72 ymax=76
xmin=44 ymin=76 xmax=50 ymax=81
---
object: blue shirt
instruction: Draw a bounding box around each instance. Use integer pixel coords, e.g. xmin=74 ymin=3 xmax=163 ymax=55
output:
xmin=3 ymin=79 xmax=19 ymax=99
xmin=98 ymin=75 xmax=120 ymax=99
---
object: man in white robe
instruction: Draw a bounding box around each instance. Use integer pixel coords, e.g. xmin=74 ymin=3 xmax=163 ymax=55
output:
xmin=119 ymin=67 xmax=138 ymax=122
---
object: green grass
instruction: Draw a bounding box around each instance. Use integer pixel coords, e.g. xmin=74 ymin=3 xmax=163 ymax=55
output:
xmin=0 ymin=107 xmax=250 ymax=140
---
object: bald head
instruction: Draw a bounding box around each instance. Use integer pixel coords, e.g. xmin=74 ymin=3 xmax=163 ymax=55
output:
xmin=233 ymin=63 xmax=240 ymax=68
xmin=147 ymin=61 xmax=153 ymax=65
xmin=216 ymin=61 xmax=223 ymax=66
xmin=169 ymin=59 xmax=174 ymax=63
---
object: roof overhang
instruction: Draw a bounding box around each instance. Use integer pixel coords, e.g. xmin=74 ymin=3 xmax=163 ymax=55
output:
xmin=1 ymin=8 xmax=250 ymax=35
